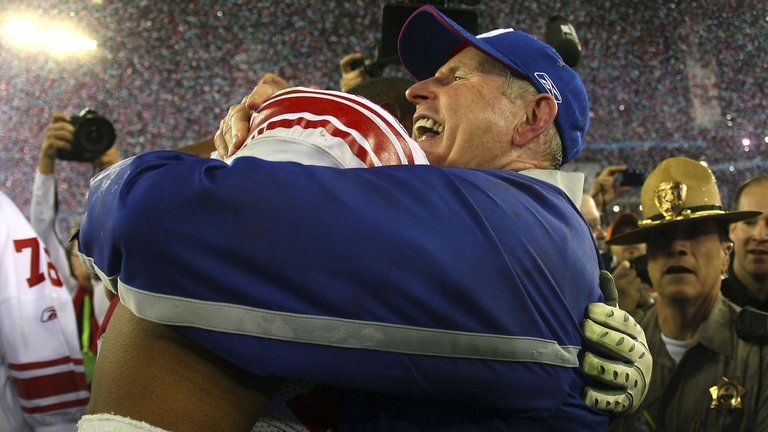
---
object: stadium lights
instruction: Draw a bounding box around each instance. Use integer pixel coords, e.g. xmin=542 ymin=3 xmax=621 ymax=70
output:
xmin=2 ymin=16 xmax=97 ymax=55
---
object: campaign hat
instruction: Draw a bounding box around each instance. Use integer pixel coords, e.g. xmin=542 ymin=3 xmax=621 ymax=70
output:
xmin=608 ymin=157 xmax=761 ymax=245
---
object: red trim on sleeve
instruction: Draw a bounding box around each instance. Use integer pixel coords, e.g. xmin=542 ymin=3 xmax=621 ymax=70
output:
xmin=8 ymin=356 xmax=83 ymax=371
xmin=20 ymin=396 xmax=90 ymax=414
xmin=13 ymin=370 xmax=88 ymax=400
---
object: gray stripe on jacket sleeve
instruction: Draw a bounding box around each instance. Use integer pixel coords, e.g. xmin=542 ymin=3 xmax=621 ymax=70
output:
xmin=117 ymin=279 xmax=580 ymax=367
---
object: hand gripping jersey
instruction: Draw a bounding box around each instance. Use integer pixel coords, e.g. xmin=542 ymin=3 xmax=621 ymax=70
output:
xmin=0 ymin=191 xmax=89 ymax=431
xmin=79 ymin=88 xmax=607 ymax=431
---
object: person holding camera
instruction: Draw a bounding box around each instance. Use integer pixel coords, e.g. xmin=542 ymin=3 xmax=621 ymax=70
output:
xmin=580 ymin=196 xmax=652 ymax=312
xmin=339 ymin=52 xmax=374 ymax=92
xmin=31 ymin=112 xmax=119 ymax=383
xmin=589 ymin=164 xmax=634 ymax=211
xmin=603 ymin=211 xmax=654 ymax=311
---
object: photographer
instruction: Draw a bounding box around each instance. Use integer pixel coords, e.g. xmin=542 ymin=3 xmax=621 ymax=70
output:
xmin=30 ymin=112 xmax=119 ymax=381
xmin=603 ymin=212 xmax=655 ymax=311
xmin=589 ymin=164 xmax=633 ymax=210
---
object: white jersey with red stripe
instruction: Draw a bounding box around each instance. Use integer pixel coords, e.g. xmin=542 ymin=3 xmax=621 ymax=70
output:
xmin=0 ymin=191 xmax=89 ymax=431
xmin=224 ymin=87 xmax=429 ymax=167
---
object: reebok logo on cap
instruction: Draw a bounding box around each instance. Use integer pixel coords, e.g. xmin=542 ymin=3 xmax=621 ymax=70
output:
xmin=477 ymin=28 xmax=515 ymax=39
xmin=534 ymin=72 xmax=562 ymax=103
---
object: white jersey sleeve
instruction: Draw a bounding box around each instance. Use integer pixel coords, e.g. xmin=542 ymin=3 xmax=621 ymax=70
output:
xmin=0 ymin=191 xmax=89 ymax=431
xmin=31 ymin=171 xmax=109 ymax=327
xmin=30 ymin=171 xmax=78 ymax=297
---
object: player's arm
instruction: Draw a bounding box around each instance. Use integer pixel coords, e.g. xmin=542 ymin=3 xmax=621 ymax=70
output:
xmin=77 ymin=152 xmax=596 ymax=415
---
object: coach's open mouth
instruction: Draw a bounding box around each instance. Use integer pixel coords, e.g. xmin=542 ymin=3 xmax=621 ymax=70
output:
xmin=414 ymin=117 xmax=444 ymax=142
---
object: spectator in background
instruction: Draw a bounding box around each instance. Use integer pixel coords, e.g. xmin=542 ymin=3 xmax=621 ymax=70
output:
xmin=339 ymin=52 xmax=374 ymax=92
xmin=606 ymin=212 xmax=645 ymax=264
xmin=580 ymin=192 xmax=607 ymax=251
xmin=1 ymin=190 xmax=89 ymax=431
xmin=581 ymin=196 xmax=652 ymax=311
xmin=589 ymin=164 xmax=632 ymax=211
xmin=607 ymin=157 xmax=768 ymax=431
xmin=604 ymin=211 xmax=654 ymax=311
xmin=723 ymin=174 xmax=768 ymax=311
xmin=30 ymin=113 xmax=119 ymax=383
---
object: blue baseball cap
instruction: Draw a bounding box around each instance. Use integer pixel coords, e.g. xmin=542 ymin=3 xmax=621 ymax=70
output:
xmin=398 ymin=5 xmax=589 ymax=164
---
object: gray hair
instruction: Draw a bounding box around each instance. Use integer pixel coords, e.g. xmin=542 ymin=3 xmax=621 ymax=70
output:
xmin=500 ymin=70 xmax=564 ymax=169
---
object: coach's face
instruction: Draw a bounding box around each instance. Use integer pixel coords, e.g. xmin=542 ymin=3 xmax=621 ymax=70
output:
xmin=406 ymin=47 xmax=523 ymax=169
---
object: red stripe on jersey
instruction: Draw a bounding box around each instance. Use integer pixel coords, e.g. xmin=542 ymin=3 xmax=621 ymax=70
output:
xmin=8 ymin=356 xmax=83 ymax=371
xmin=258 ymin=117 xmax=376 ymax=167
xmin=20 ymin=396 xmax=90 ymax=414
xmin=280 ymin=88 xmax=417 ymax=165
xmin=13 ymin=370 xmax=88 ymax=400
xmin=253 ymin=90 xmax=414 ymax=166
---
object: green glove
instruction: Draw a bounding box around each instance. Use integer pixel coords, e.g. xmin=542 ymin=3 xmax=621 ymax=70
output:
xmin=581 ymin=270 xmax=652 ymax=415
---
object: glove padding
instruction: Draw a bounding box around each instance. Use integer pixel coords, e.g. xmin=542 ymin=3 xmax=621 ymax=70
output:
xmin=581 ymin=270 xmax=652 ymax=415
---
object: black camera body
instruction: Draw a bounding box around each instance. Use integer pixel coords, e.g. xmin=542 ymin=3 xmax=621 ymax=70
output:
xmin=349 ymin=3 xmax=479 ymax=78
xmin=619 ymin=170 xmax=645 ymax=187
xmin=628 ymin=254 xmax=652 ymax=286
xmin=57 ymin=108 xmax=116 ymax=162
xmin=736 ymin=306 xmax=768 ymax=345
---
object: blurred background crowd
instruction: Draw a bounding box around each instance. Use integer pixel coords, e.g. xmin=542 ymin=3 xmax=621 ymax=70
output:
xmin=1 ymin=0 xmax=766 ymax=232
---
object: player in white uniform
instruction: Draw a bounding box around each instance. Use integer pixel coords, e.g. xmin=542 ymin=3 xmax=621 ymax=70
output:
xmin=0 ymin=191 xmax=89 ymax=431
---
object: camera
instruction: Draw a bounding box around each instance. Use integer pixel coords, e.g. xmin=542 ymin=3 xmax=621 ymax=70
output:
xmin=736 ymin=306 xmax=768 ymax=345
xmin=619 ymin=170 xmax=645 ymax=187
xmin=628 ymin=254 xmax=652 ymax=286
xmin=57 ymin=108 xmax=116 ymax=162
xmin=348 ymin=58 xmax=385 ymax=78
xmin=545 ymin=15 xmax=582 ymax=68
xmin=351 ymin=3 xmax=479 ymax=78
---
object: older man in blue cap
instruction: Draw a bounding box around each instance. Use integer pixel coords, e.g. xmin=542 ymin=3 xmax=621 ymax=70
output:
xmin=77 ymin=5 xmax=648 ymax=432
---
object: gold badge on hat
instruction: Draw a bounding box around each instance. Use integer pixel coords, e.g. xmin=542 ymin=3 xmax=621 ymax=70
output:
xmin=709 ymin=377 xmax=746 ymax=412
xmin=655 ymin=182 xmax=688 ymax=220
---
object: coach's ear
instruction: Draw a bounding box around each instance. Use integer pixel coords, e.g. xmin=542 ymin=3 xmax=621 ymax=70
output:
xmin=512 ymin=93 xmax=558 ymax=148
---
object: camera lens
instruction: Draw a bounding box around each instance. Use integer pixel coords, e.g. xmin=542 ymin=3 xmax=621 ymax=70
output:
xmin=74 ymin=117 xmax=116 ymax=154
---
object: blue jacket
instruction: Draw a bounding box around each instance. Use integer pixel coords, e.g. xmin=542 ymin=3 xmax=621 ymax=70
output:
xmin=78 ymin=150 xmax=608 ymax=431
